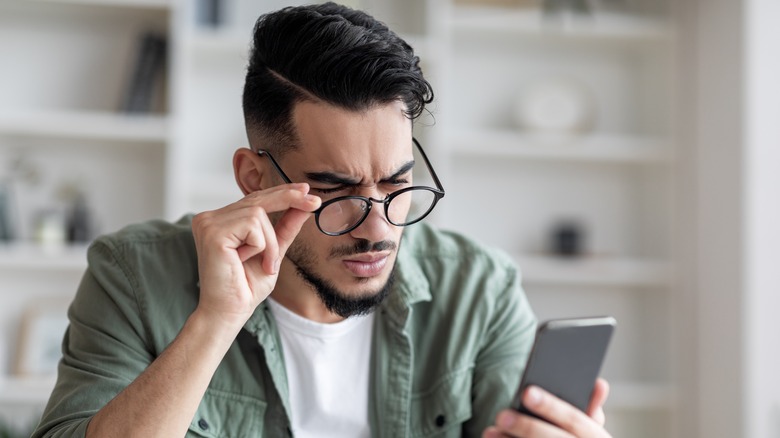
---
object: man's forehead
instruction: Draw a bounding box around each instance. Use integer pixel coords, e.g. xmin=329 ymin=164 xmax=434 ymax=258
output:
xmin=291 ymin=142 xmax=414 ymax=181
xmin=288 ymin=100 xmax=414 ymax=177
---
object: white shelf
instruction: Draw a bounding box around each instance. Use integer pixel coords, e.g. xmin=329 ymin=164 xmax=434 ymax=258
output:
xmin=448 ymin=129 xmax=672 ymax=164
xmin=0 ymin=376 xmax=56 ymax=405
xmin=0 ymin=243 xmax=88 ymax=271
xmin=186 ymin=27 xmax=435 ymax=61
xmin=515 ymin=254 xmax=671 ymax=287
xmin=186 ymin=28 xmax=251 ymax=56
xmin=450 ymin=7 xmax=672 ymax=43
xmin=608 ymin=381 xmax=675 ymax=411
xmin=0 ymin=110 xmax=169 ymax=143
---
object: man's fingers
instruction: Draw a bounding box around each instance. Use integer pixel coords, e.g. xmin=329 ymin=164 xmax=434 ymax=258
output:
xmin=520 ymin=386 xmax=605 ymax=437
xmin=587 ymin=378 xmax=609 ymax=426
xmin=274 ymin=207 xmax=316 ymax=256
xmin=233 ymin=212 xmax=279 ymax=274
xmin=493 ymin=409 xmax=573 ymax=438
xmin=242 ymin=183 xmax=320 ymax=215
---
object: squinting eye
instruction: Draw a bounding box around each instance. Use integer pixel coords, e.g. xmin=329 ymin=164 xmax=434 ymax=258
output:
xmin=313 ymin=187 xmax=346 ymax=195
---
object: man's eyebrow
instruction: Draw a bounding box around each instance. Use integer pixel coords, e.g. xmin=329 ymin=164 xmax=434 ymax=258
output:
xmin=304 ymin=160 xmax=416 ymax=186
xmin=381 ymin=160 xmax=415 ymax=182
xmin=304 ymin=171 xmax=361 ymax=186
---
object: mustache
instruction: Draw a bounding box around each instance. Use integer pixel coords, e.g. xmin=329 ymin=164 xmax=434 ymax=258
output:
xmin=329 ymin=239 xmax=397 ymax=258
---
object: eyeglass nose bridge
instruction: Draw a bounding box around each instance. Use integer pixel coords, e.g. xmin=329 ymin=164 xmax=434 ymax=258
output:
xmin=357 ymin=195 xmax=391 ymax=217
xmin=325 ymin=194 xmax=393 ymax=236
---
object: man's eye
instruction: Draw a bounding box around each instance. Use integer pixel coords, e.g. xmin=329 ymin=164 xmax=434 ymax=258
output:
xmin=312 ymin=186 xmax=346 ymax=195
xmin=388 ymin=179 xmax=410 ymax=186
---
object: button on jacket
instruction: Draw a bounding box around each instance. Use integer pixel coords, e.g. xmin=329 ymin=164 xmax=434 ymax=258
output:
xmin=33 ymin=216 xmax=537 ymax=437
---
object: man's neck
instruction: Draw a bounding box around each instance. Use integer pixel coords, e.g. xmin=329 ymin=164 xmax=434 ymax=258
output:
xmin=270 ymin=260 xmax=346 ymax=324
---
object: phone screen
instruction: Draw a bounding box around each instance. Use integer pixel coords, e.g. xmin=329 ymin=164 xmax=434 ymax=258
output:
xmin=511 ymin=316 xmax=616 ymax=420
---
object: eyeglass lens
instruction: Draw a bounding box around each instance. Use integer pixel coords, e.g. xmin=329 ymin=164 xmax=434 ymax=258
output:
xmin=317 ymin=188 xmax=438 ymax=234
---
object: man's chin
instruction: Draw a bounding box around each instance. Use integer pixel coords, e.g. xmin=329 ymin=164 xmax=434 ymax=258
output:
xmin=297 ymin=265 xmax=396 ymax=318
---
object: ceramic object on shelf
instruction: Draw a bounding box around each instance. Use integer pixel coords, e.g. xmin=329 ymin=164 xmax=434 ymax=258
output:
xmin=514 ymin=76 xmax=597 ymax=135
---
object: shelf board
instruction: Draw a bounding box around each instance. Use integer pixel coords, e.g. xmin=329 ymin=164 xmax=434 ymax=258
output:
xmin=448 ymin=129 xmax=672 ymax=164
xmin=0 ymin=243 xmax=88 ymax=271
xmin=608 ymin=382 xmax=675 ymax=410
xmin=186 ymin=27 xmax=434 ymax=60
xmin=450 ymin=7 xmax=672 ymax=43
xmin=0 ymin=110 xmax=169 ymax=143
xmin=515 ymin=254 xmax=671 ymax=287
xmin=0 ymin=376 xmax=56 ymax=405
xmin=186 ymin=28 xmax=252 ymax=56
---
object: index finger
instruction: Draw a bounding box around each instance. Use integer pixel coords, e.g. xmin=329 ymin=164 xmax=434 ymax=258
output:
xmin=242 ymin=183 xmax=321 ymax=214
xmin=586 ymin=378 xmax=609 ymax=425
xmin=521 ymin=386 xmax=603 ymax=437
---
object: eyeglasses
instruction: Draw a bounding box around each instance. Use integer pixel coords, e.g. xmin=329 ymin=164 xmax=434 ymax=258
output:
xmin=257 ymin=138 xmax=445 ymax=236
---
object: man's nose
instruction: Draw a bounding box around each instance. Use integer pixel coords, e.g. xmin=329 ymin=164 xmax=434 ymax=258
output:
xmin=349 ymin=196 xmax=392 ymax=242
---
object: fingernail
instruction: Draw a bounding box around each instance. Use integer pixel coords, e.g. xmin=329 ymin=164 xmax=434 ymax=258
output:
xmin=274 ymin=258 xmax=281 ymax=273
xmin=498 ymin=411 xmax=515 ymax=429
xmin=304 ymin=194 xmax=319 ymax=202
xmin=483 ymin=429 xmax=500 ymax=438
xmin=526 ymin=386 xmax=542 ymax=407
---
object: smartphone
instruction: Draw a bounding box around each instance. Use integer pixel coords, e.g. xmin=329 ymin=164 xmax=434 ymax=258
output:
xmin=510 ymin=316 xmax=616 ymax=421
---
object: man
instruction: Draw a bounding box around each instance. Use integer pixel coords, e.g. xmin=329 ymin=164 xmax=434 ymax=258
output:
xmin=34 ymin=3 xmax=610 ymax=437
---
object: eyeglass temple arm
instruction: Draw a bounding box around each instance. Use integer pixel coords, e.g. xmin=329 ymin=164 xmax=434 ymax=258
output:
xmin=413 ymin=137 xmax=445 ymax=196
xmin=256 ymin=150 xmax=294 ymax=184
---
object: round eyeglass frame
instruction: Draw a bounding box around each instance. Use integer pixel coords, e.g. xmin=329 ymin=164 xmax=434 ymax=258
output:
xmin=257 ymin=138 xmax=446 ymax=236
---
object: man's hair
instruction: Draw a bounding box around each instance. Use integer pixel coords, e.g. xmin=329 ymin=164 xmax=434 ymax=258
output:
xmin=242 ymin=2 xmax=434 ymax=154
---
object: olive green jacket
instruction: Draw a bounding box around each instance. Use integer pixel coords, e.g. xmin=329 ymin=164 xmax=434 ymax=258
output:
xmin=33 ymin=217 xmax=536 ymax=437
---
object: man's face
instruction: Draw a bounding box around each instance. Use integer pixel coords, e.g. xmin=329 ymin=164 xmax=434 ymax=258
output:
xmin=272 ymin=100 xmax=413 ymax=317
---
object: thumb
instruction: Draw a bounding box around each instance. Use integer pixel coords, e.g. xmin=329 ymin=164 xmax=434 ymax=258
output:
xmin=587 ymin=378 xmax=609 ymax=425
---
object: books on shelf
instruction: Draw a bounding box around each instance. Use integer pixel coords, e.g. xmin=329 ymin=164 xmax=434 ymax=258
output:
xmin=120 ymin=31 xmax=167 ymax=113
xmin=195 ymin=0 xmax=222 ymax=27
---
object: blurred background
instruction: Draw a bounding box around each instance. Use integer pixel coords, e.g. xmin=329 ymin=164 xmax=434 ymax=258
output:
xmin=0 ymin=0 xmax=778 ymax=436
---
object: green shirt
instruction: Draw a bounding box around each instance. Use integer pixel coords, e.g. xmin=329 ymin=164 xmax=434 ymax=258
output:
xmin=33 ymin=216 xmax=536 ymax=437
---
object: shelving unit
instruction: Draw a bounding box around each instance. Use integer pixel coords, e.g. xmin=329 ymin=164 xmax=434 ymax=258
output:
xmin=515 ymin=254 xmax=671 ymax=287
xmin=435 ymin=2 xmax=678 ymax=437
xmin=449 ymin=7 xmax=672 ymax=42
xmin=0 ymin=0 xmax=681 ymax=436
xmin=0 ymin=110 xmax=169 ymax=143
xmin=0 ymin=243 xmax=88 ymax=271
xmin=448 ymin=129 xmax=672 ymax=164
xmin=0 ymin=0 xmax=173 ymax=428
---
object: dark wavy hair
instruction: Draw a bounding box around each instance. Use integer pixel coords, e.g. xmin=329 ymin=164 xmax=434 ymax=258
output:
xmin=242 ymin=2 xmax=434 ymax=155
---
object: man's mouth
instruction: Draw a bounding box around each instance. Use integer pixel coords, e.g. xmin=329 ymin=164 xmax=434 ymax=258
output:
xmin=342 ymin=252 xmax=390 ymax=277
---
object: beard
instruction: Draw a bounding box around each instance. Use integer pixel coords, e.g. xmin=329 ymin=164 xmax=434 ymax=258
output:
xmin=285 ymin=238 xmax=397 ymax=318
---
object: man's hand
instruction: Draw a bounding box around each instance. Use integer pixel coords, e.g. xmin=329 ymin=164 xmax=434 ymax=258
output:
xmin=483 ymin=378 xmax=611 ymax=438
xmin=191 ymin=183 xmax=321 ymax=329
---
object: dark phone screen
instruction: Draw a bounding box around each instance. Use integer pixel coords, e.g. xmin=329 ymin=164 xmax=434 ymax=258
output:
xmin=511 ymin=317 xmax=615 ymax=420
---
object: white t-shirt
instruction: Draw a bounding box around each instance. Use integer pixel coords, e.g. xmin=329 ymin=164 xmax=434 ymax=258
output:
xmin=266 ymin=298 xmax=374 ymax=438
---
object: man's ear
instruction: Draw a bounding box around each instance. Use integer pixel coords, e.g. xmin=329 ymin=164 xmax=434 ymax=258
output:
xmin=233 ymin=148 xmax=266 ymax=195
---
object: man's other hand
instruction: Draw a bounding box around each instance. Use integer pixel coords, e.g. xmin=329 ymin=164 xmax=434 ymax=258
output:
xmin=483 ymin=378 xmax=611 ymax=438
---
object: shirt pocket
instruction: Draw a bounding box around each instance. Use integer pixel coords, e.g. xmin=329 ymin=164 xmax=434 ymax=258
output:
xmin=187 ymin=387 xmax=267 ymax=438
xmin=409 ymin=370 xmax=473 ymax=437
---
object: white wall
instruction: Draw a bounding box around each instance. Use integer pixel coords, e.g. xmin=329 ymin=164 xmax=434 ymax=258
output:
xmin=743 ymin=0 xmax=780 ymax=436
xmin=690 ymin=0 xmax=745 ymax=435
xmin=681 ymin=0 xmax=780 ymax=436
